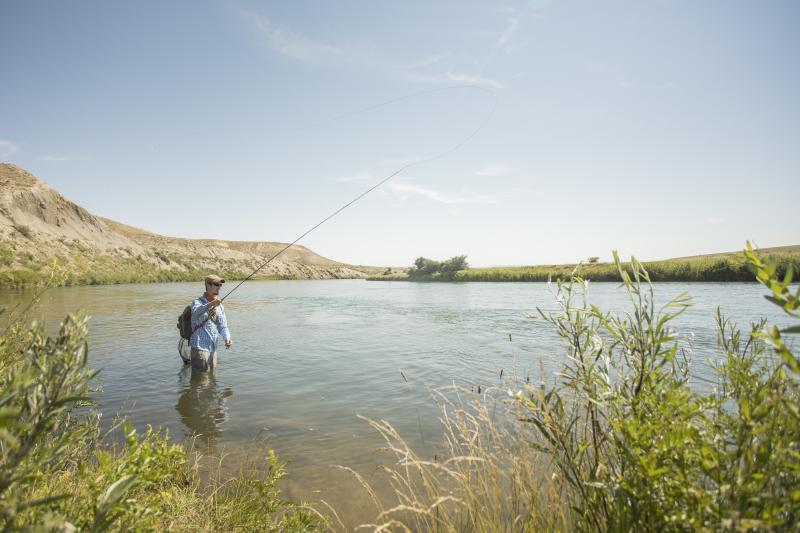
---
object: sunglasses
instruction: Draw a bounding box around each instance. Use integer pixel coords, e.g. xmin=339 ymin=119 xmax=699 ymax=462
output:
xmin=207 ymin=282 xmax=222 ymax=287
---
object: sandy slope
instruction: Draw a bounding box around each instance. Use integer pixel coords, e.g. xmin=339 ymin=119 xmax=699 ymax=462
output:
xmin=0 ymin=163 xmax=378 ymax=284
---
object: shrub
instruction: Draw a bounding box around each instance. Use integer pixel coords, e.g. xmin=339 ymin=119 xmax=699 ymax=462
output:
xmin=13 ymin=224 xmax=32 ymax=239
xmin=411 ymin=257 xmax=442 ymax=276
xmin=523 ymin=247 xmax=800 ymax=530
xmin=0 ymin=314 xmax=97 ymax=530
xmin=441 ymin=254 xmax=469 ymax=272
xmin=155 ymin=250 xmax=170 ymax=264
xmin=408 ymin=255 xmax=469 ymax=278
xmin=0 ymin=245 xmax=12 ymax=266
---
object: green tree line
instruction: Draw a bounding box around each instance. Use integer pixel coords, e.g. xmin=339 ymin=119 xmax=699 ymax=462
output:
xmin=407 ymin=255 xmax=470 ymax=279
xmin=371 ymin=250 xmax=800 ymax=283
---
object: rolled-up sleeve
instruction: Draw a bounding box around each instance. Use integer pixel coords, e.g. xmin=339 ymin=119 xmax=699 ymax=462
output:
xmin=191 ymin=299 xmax=209 ymax=328
xmin=217 ymin=307 xmax=231 ymax=342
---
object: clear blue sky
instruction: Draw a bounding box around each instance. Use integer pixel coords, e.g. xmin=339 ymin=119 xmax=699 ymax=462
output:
xmin=2 ymin=1 xmax=798 ymax=266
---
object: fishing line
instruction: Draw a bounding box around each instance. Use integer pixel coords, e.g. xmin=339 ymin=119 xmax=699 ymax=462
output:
xmin=298 ymin=84 xmax=494 ymax=131
xmin=182 ymin=85 xmax=492 ymax=138
xmin=221 ymin=84 xmax=498 ymax=302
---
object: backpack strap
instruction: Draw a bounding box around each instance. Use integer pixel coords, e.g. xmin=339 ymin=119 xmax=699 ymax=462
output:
xmin=192 ymin=300 xmax=216 ymax=335
xmin=190 ymin=296 xmax=225 ymax=339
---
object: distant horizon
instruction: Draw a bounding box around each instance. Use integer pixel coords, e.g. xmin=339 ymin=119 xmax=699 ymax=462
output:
xmin=2 ymin=1 xmax=798 ymax=266
xmin=2 ymin=161 xmax=797 ymax=269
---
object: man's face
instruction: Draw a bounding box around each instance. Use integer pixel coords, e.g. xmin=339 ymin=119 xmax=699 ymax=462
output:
xmin=206 ymin=281 xmax=222 ymax=296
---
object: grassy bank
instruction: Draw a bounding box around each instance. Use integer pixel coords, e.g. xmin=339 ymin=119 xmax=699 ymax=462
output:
xmin=0 ymin=241 xmax=311 ymax=288
xmin=0 ymin=236 xmax=377 ymax=289
xmin=0 ymin=258 xmax=280 ymax=288
xmin=0 ymin=264 xmax=288 ymax=288
xmin=369 ymin=247 xmax=800 ymax=282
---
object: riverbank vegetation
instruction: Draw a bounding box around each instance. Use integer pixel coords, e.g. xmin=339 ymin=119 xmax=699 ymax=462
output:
xmin=370 ymin=245 xmax=800 ymax=283
xmin=0 ymin=241 xmax=312 ymax=288
xmin=406 ymin=255 xmax=469 ymax=279
xmin=0 ymin=239 xmax=377 ymax=288
xmin=353 ymin=244 xmax=800 ymax=530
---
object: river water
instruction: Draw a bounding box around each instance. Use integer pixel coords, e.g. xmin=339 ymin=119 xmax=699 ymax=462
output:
xmin=0 ymin=280 xmax=792 ymax=526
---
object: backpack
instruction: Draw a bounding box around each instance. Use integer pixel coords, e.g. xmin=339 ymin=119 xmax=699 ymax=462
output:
xmin=177 ymin=305 xmax=194 ymax=340
xmin=178 ymin=303 xmax=212 ymax=340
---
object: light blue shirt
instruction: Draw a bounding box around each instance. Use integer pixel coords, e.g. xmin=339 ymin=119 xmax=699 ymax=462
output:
xmin=190 ymin=296 xmax=231 ymax=352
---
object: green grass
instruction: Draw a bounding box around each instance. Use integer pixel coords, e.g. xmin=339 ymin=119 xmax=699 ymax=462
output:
xmin=0 ymin=239 xmax=358 ymax=288
xmin=369 ymin=250 xmax=800 ymax=283
xmin=16 ymin=424 xmax=325 ymax=532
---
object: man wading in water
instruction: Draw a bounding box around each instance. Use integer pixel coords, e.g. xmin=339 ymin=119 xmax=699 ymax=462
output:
xmin=188 ymin=274 xmax=233 ymax=371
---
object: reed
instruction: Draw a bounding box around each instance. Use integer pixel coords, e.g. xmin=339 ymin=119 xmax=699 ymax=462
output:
xmin=340 ymin=388 xmax=568 ymax=532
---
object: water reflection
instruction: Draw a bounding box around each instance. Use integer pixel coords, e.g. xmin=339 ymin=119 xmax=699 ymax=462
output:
xmin=175 ymin=366 xmax=233 ymax=449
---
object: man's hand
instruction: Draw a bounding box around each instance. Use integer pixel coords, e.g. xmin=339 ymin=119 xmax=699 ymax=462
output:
xmin=208 ymin=296 xmax=222 ymax=308
xmin=225 ymin=339 xmax=233 ymax=349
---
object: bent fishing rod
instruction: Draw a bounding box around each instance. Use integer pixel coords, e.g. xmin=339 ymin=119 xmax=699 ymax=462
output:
xmin=219 ymin=85 xmax=498 ymax=303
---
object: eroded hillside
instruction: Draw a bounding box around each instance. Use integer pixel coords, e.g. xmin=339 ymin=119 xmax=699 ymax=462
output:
xmin=0 ymin=164 xmax=377 ymax=286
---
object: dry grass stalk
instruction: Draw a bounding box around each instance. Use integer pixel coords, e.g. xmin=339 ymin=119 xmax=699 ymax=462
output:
xmin=340 ymin=385 xmax=569 ymax=532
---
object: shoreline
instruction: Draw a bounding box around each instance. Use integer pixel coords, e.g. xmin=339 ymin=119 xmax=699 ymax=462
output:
xmin=368 ymin=251 xmax=800 ymax=283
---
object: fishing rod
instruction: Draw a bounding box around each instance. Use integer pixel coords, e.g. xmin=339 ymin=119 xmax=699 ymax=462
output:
xmin=220 ymin=84 xmax=498 ymax=302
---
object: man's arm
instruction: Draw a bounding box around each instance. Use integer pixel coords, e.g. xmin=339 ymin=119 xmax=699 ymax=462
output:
xmin=217 ymin=307 xmax=232 ymax=345
xmin=190 ymin=299 xmax=210 ymax=328
xmin=191 ymin=297 xmax=223 ymax=327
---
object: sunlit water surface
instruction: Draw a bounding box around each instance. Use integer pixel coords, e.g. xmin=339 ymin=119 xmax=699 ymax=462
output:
xmin=1 ymin=280 xmax=792 ymax=526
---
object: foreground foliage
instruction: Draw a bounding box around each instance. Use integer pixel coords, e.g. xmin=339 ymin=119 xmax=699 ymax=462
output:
xmin=524 ymin=246 xmax=799 ymax=530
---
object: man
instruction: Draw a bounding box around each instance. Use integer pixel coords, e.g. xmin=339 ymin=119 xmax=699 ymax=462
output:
xmin=189 ymin=274 xmax=233 ymax=371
